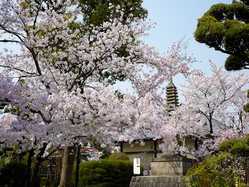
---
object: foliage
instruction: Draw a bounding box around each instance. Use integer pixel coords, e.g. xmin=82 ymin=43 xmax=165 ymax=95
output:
xmin=0 ymin=160 xmax=28 ymax=187
xmin=195 ymin=0 xmax=249 ymax=114
xmin=185 ymin=135 xmax=249 ymax=187
xmin=185 ymin=152 xmax=246 ymax=187
xmin=108 ymin=152 xmax=129 ymax=160
xmin=0 ymin=149 xmax=59 ymax=187
xmin=195 ymin=1 xmax=249 ymax=71
xmin=79 ymin=0 xmax=147 ymax=26
xmin=78 ymin=159 xmax=133 ymax=187
xmin=219 ymin=135 xmax=249 ymax=156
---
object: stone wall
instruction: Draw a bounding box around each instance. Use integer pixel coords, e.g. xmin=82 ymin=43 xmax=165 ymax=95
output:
xmin=150 ymin=156 xmax=194 ymax=176
xmin=129 ymin=176 xmax=185 ymax=187
xmin=151 ymin=161 xmax=183 ymax=176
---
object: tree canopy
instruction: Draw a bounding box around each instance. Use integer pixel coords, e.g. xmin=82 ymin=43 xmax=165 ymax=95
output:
xmin=195 ymin=0 xmax=249 ymax=71
xmin=79 ymin=0 xmax=147 ymax=26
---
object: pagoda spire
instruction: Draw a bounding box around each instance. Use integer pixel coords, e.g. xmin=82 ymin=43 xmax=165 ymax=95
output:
xmin=166 ymin=78 xmax=179 ymax=113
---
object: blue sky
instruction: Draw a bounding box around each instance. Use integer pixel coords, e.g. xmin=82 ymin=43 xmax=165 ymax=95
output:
xmin=142 ymin=0 xmax=231 ymax=73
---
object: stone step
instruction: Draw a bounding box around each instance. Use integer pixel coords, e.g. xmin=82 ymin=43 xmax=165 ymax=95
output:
xmin=129 ymin=176 xmax=185 ymax=187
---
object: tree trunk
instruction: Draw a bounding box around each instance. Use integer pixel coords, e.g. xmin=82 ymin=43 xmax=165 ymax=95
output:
xmin=74 ymin=144 xmax=81 ymax=187
xmin=31 ymin=159 xmax=42 ymax=187
xmin=209 ymin=118 xmax=213 ymax=134
xmin=58 ymin=146 xmax=74 ymax=187
xmin=31 ymin=144 xmax=47 ymax=187
xmin=26 ymin=149 xmax=34 ymax=187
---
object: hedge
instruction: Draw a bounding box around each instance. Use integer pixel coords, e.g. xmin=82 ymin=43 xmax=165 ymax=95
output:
xmin=78 ymin=159 xmax=133 ymax=187
xmin=0 ymin=161 xmax=28 ymax=187
xmin=108 ymin=152 xmax=129 ymax=161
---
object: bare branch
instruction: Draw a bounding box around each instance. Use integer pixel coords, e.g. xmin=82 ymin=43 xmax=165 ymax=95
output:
xmin=0 ymin=39 xmax=20 ymax=43
xmin=0 ymin=64 xmax=38 ymax=76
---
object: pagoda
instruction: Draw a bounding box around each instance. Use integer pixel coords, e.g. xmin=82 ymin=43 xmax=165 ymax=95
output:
xmin=166 ymin=79 xmax=179 ymax=113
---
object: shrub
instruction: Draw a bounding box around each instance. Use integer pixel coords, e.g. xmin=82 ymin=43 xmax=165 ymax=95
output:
xmin=219 ymin=136 xmax=249 ymax=156
xmin=0 ymin=161 xmax=28 ymax=187
xmin=78 ymin=159 xmax=133 ymax=187
xmin=186 ymin=153 xmax=231 ymax=187
xmin=185 ymin=136 xmax=249 ymax=187
xmin=108 ymin=152 xmax=129 ymax=161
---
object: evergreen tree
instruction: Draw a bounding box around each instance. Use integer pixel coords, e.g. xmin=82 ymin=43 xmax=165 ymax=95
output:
xmin=195 ymin=0 xmax=249 ymax=71
xmin=195 ymin=0 xmax=249 ymax=112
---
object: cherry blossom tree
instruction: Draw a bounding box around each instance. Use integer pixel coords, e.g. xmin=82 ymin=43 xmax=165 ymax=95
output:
xmin=0 ymin=0 xmax=192 ymax=186
xmin=161 ymin=63 xmax=249 ymax=159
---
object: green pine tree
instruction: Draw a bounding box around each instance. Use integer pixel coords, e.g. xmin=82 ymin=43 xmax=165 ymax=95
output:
xmin=195 ymin=0 xmax=249 ymax=70
xmin=195 ymin=0 xmax=249 ymax=112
